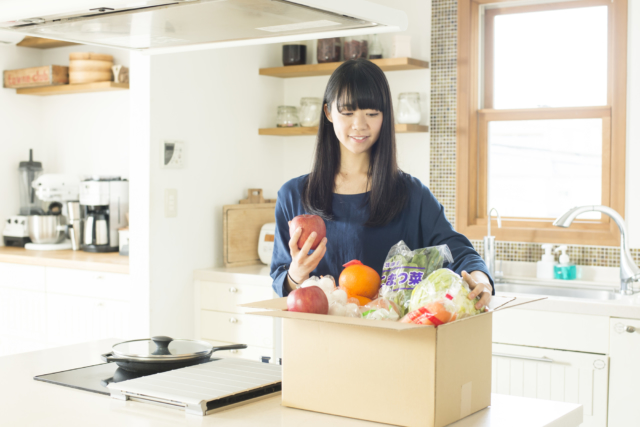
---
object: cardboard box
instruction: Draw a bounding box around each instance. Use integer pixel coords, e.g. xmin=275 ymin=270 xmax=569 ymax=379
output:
xmin=3 ymin=65 xmax=69 ymax=89
xmin=244 ymin=295 xmax=542 ymax=427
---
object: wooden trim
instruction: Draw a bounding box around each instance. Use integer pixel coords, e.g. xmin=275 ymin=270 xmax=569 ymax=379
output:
xmin=259 ymin=123 xmax=428 ymax=136
xmin=483 ymin=9 xmax=496 ymax=109
xmin=481 ymin=0 xmax=610 ymax=14
xmin=259 ymin=57 xmax=429 ymax=78
xmin=478 ymin=106 xmax=611 ymax=120
xmin=456 ymin=0 xmax=627 ymax=245
xmin=16 ymin=82 xmax=129 ymax=96
xmin=16 ymin=36 xmax=79 ymax=49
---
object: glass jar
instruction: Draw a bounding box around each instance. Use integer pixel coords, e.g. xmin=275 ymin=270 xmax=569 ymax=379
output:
xmin=368 ymin=34 xmax=383 ymax=59
xmin=317 ymin=37 xmax=341 ymax=63
xmin=276 ymin=106 xmax=300 ymax=127
xmin=343 ymin=36 xmax=368 ymax=60
xmin=396 ymin=93 xmax=421 ymax=124
xmin=282 ymin=43 xmax=306 ymax=66
xmin=299 ymin=97 xmax=322 ymax=127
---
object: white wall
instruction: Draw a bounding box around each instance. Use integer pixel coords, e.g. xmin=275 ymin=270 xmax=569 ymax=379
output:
xmin=0 ymin=45 xmax=44 ymax=225
xmin=626 ymin=1 xmax=640 ymax=247
xmin=145 ymin=43 xmax=285 ymax=337
xmin=39 ymin=46 xmax=130 ymax=179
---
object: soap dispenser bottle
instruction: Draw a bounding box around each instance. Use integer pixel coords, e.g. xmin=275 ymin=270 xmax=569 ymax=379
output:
xmin=536 ymin=244 xmax=555 ymax=279
xmin=554 ymin=245 xmax=577 ymax=280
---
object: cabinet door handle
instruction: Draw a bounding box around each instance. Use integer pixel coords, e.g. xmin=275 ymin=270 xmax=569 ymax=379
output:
xmin=228 ymin=287 xmax=238 ymax=293
xmin=96 ymin=274 xmax=105 ymax=280
xmin=228 ymin=317 xmax=238 ymax=324
xmin=492 ymin=352 xmax=553 ymax=363
xmin=626 ymin=326 xmax=637 ymax=333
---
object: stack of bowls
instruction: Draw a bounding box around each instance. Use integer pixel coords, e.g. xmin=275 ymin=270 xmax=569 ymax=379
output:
xmin=69 ymin=52 xmax=113 ymax=84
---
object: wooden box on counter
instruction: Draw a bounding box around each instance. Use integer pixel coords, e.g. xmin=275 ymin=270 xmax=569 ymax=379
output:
xmin=3 ymin=65 xmax=69 ymax=89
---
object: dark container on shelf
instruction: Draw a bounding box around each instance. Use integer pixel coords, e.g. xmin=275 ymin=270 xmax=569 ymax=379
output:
xmin=344 ymin=36 xmax=368 ymax=60
xmin=317 ymin=37 xmax=341 ymax=63
xmin=282 ymin=44 xmax=307 ymax=66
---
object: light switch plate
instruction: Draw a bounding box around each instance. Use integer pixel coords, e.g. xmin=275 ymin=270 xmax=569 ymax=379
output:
xmin=162 ymin=140 xmax=186 ymax=168
xmin=165 ymin=188 xmax=178 ymax=218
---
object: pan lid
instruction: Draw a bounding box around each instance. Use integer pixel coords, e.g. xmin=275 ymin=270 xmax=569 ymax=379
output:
xmin=112 ymin=336 xmax=213 ymax=361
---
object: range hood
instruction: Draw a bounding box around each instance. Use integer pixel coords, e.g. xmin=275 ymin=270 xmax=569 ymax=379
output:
xmin=0 ymin=0 xmax=407 ymax=55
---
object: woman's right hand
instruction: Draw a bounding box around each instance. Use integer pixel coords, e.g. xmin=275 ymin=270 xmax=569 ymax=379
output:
xmin=287 ymin=225 xmax=327 ymax=286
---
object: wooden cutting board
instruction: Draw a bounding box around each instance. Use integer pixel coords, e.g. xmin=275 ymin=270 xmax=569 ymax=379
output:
xmin=223 ymin=203 xmax=276 ymax=267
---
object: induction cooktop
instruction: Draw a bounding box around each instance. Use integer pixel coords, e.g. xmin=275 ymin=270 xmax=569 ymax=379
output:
xmin=34 ymin=359 xmax=219 ymax=396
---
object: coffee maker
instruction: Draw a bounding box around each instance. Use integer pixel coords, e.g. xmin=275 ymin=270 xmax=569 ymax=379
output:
xmin=79 ymin=177 xmax=129 ymax=253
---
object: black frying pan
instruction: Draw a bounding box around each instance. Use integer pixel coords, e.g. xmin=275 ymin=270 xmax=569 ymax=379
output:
xmin=101 ymin=341 xmax=247 ymax=373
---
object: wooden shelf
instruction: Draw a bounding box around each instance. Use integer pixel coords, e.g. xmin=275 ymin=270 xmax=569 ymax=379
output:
xmin=259 ymin=123 xmax=428 ymax=136
xmin=16 ymin=81 xmax=129 ymax=96
xmin=17 ymin=36 xmax=79 ymax=49
xmin=259 ymin=57 xmax=429 ymax=78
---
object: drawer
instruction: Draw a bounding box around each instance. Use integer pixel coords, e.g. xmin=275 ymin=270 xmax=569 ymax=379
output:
xmin=46 ymin=267 xmax=130 ymax=300
xmin=204 ymin=339 xmax=274 ymax=363
xmin=199 ymin=280 xmax=274 ymax=313
xmin=201 ymin=310 xmax=274 ymax=348
xmin=0 ymin=287 xmax=46 ymax=339
xmin=493 ymin=308 xmax=609 ymax=354
xmin=0 ymin=263 xmax=45 ymax=291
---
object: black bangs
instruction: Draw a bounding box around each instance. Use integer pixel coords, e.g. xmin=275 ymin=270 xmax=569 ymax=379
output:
xmin=330 ymin=60 xmax=388 ymax=113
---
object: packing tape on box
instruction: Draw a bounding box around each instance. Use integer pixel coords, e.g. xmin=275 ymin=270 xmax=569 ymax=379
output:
xmin=460 ymin=381 xmax=472 ymax=418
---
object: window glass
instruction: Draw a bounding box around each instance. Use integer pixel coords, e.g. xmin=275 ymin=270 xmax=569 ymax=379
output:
xmin=488 ymin=119 xmax=602 ymax=219
xmin=492 ymin=6 xmax=607 ymax=109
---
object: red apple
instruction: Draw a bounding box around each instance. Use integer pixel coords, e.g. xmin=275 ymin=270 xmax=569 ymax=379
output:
xmin=289 ymin=214 xmax=326 ymax=250
xmin=287 ymin=286 xmax=329 ymax=315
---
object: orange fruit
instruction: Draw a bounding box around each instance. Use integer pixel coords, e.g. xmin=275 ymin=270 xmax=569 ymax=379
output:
xmin=339 ymin=260 xmax=381 ymax=300
xmin=352 ymin=295 xmax=372 ymax=306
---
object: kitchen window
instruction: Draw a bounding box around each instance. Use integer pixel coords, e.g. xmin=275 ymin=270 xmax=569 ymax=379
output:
xmin=456 ymin=0 xmax=628 ymax=245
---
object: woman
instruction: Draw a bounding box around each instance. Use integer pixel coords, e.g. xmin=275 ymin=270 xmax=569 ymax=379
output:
xmin=270 ymin=59 xmax=493 ymax=310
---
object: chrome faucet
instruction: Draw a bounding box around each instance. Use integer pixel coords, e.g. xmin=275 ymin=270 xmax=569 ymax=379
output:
xmin=553 ymin=205 xmax=640 ymax=295
xmin=484 ymin=208 xmax=502 ymax=282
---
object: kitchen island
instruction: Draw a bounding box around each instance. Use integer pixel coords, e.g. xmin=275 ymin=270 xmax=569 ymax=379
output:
xmin=3 ymin=339 xmax=582 ymax=426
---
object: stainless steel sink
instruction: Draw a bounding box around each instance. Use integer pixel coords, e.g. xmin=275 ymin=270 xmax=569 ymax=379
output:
xmin=495 ymin=283 xmax=624 ymax=300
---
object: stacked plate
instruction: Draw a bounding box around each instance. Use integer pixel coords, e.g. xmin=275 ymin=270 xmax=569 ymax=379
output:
xmin=69 ymin=52 xmax=113 ymax=84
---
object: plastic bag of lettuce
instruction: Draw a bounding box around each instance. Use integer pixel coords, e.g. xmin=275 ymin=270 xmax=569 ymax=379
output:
xmin=379 ymin=241 xmax=453 ymax=316
xmin=408 ymin=268 xmax=485 ymax=321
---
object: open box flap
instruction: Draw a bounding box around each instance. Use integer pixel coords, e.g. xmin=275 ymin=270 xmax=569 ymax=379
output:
xmin=247 ymin=309 xmax=428 ymax=331
xmin=490 ymin=295 xmax=547 ymax=311
xmin=242 ymin=295 xmax=547 ymax=331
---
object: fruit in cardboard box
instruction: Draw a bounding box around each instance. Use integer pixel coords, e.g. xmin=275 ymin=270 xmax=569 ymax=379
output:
xmin=339 ymin=260 xmax=381 ymax=300
xmin=289 ymin=214 xmax=326 ymax=250
xmin=287 ymin=286 xmax=329 ymax=314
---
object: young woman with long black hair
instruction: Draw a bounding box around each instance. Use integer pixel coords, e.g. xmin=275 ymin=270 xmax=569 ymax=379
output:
xmin=270 ymin=59 xmax=494 ymax=309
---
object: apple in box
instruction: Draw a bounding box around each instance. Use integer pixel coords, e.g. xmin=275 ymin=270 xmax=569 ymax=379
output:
xmin=289 ymin=214 xmax=326 ymax=250
xmin=287 ymin=286 xmax=329 ymax=315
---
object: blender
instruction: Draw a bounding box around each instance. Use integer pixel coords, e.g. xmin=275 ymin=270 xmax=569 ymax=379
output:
xmin=2 ymin=149 xmax=44 ymax=247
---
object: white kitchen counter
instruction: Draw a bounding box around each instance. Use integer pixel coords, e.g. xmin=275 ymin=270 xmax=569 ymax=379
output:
xmin=3 ymin=339 xmax=582 ymax=427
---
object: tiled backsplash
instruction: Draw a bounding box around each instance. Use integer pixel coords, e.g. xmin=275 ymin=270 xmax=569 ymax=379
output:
xmin=430 ymin=0 xmax=639 ymax=269
xmin=471 ymin=240 xmax=640 ymax=268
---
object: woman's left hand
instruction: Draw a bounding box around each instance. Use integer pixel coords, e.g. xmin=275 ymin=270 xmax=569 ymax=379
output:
xmin=462 ymin=271 xmax=493 ymax=310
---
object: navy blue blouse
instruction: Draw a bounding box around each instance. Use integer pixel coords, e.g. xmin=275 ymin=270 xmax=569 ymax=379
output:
xmin=270 ymin=174 xmax=492 ymax=297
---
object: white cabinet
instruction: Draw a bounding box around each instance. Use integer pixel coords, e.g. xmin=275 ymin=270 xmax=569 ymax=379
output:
xmin=608 ymin=318 xmax=640 ymax=426
xmin=196 ymin=276 xmax=279 ymax=363
xmin=46 ymin=293 xmax=129 ymax=346
xmin=0 ymin=262 xmax=130 ymax=356
xmin=492 ymin=343 xmax=609 ymax=427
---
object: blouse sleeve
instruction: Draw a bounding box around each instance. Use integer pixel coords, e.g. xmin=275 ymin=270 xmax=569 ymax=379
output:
xmin=270 ymin=187 xmax=294 ymax=297
xmin=419 ymin=184 xmax=495 ymax=293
